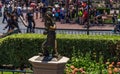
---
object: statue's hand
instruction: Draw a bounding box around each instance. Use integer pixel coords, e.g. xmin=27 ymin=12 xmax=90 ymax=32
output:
xmin=49 ymin=25 xmax=56 ymax=30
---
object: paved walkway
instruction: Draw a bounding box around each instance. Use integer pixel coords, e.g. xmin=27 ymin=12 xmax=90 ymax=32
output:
xmin=35 ymin=19 xmax=114 ymax=30
xmin=23 ymin=13 xmax=114 ymax=31
xmin=32 ymin=18 xmax=114 ymax=31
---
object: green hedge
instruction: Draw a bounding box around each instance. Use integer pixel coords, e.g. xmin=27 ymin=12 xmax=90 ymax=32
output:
xmin=0 ymin=34 xmax=120 ymax=67
xmin=97 ymin=8 xmax=110 ymax=14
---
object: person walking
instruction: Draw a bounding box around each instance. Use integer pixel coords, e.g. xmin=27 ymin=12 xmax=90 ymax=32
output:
xmin=11 ymin=14 xmax=21 ymax=33
xmin=35 ymin=5 xmax=39 ymax=19
xmin=2 ymin=13 xmax=21 ymax=38
xmin=2 ymin=4 xmax=8 ymax=23
xmin=3 ymin=13 xmax=12 ymax=32
xmin=60 ymin=7 xmax=65 ymax=24
xmin=26 ymin=8 xmax=36 ymax=33
xmin=112 ymin=10 xmax=118 ymax=26
xmin=0 ymin=1 xmax=3 ymax=17
xmin=82 ymin=9 xmax=88 ymax=28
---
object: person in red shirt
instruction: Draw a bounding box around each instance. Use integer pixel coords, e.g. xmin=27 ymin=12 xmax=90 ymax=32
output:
xmin=82 ymin=9 xmax=88 ymax=28
xmin=30 ymin=1 xmax=36 ymax=9
xmin=0 ymin=2 xmax=2 ymax=11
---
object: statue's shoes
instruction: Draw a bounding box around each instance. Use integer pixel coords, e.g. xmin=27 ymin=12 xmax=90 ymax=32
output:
xmin=52 ymin=53 xmax=59 ymax=58
xmin=38 ymin=53 xmax=43 ymax=56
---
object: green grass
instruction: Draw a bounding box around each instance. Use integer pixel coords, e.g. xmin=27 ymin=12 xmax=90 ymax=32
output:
xmin=104 ymin=19 xmax=112 ymax=23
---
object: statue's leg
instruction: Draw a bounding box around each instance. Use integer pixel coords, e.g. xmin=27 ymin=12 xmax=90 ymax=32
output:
xmin=41 ymin=40 xmax=49 ymax=56
xmin=55 ymin=40 xmax=58 ymax=55
xmin=52 ymin=40 xmax=58 ymax=57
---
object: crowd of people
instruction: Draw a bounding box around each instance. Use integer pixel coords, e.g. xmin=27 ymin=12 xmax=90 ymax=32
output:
xmin=0 ymin=0 xmax=120 ymax=35
xmin=0 ymin=0 xmax=36 ymax=33
xmin=39 ymin=0 xmax=119 ymax=27
xmin=39 ymin=0 xmax=102 ymax=28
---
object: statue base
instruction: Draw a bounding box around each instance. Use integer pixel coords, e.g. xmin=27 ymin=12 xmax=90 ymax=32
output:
xmin=28 ymin=55 xmax=69 ymax=74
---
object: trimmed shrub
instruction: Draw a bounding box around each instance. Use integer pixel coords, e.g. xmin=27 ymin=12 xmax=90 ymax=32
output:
xmin=97 ymin=8 xmax=110 ymax=14
xmin=0 ymin=34 xmax=120 ymax=67
xmin=0 ymin=34 xmax=44 ymax=67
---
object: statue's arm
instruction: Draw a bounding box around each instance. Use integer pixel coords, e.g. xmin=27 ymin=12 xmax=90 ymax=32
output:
xmin=50 ymin=19 xmax=56 ymax=30
xmin=50 ymin=24 xmax=56 ymax=30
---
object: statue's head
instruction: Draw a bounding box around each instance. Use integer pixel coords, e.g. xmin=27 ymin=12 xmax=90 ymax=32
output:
xmin=46 ymin=10 xmax=53 ymax=19
xmin=47 ymin=6 xmax=52 ymax=11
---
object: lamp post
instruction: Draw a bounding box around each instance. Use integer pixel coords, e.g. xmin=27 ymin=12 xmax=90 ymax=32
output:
xmin=87 ymin=0 xmax=90 ymax=35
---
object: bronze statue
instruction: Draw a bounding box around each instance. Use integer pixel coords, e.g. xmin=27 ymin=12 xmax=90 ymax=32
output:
xmin=41 ymin=6 xmax=58 ymax=57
